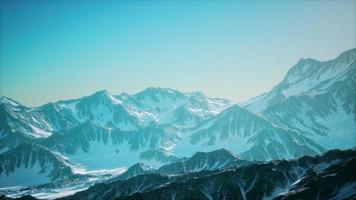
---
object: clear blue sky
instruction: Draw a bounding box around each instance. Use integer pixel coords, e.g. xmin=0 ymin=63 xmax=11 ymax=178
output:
xmin=1 ymin=0 xmax=355 ymax=106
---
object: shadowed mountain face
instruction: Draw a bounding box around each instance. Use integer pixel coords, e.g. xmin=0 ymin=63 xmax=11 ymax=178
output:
xmin=156 ymin=149 xmax=244 ymax=174
xmin=58 ymin=149 xmax=356 ymax=200
xmin=0 ymin=143 xmax=74 ymax=187
xmin=0 ymin=48 xmax=355 ymax=199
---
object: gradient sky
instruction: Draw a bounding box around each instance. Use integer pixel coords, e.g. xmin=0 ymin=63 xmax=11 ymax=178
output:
xmin=1 ymin=0 xmax=355 ymax=106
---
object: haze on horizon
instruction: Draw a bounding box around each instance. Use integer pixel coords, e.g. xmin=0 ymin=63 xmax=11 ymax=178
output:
xmin=1 ymin=0 xmax=355 ymax=106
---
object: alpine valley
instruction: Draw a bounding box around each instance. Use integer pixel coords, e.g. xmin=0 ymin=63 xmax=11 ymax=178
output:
xmin=0 ymin=48 xmax=355 ymax=200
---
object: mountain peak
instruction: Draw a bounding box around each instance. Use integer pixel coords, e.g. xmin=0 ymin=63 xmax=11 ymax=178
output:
xmin=338 ymin=48 xmax=356 ymax=59
xmin=134 ymin=87 xmax=185 ymax=101
xmin=139 ymin=87 xmax=179 ymax=95
xmin=286 ymin=57 xmax=320 ymax=78
xmin=191 ymin=91 xmax=206 ymax=97
xmin=334 ymin=48 xmax=356 ymax=66
xmin=130 ymin=162 xmax=153 ymax=170
xmin=288 ymin=48 xmax=356 ymax=79
xmin=272 ymin=48 xmax=356 ymax=99
xmin=119 ymin=92 xmax=130 ymax=98
xmin=211 ymin=148 xmax=239 ymax=157
xmin=297 ymin=57 xmax=319 ymax=64
xmin=219 ymin=104 xmax=250 ymax=116
xmin=83 ymin=89 xmax=122 ymax=105
xmin=92 ymin=89 xmax=111 ymax=97
xmin=113 ymin=162 xmax=154 ymax=181
xmin=191 ymin=148 xmax=240 ymax=161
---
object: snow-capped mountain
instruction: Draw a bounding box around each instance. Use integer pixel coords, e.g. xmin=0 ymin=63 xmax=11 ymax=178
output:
xmin=72 ymin=90 xmax=144 ymax=130
xmin=66 ymin=88 xmax=233 ymax=129
xmin=243 ymin=48 xmax=356 ymax=150
xmin=243 ymin=49 xmax=356 ymax=112
xmin=59 ymin=149 xmax=356 ymax=200
xmin=0 ymin=143 xmax=74 ymax=187
xmin=0 ymin=88 xmax=233 ymax=167
xmin=0 ymin=88 xmax=232 ymax=141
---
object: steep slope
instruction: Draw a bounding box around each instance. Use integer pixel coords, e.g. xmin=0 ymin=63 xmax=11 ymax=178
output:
xmin=274 ymin=158 xmax=356 ymax=199
xmin=41 ymin=122 xmax=180 ymax=169
xmin=262 ymin=93 xmax=356 ymax=149
xmin=0 ymin=143 xmax=74 ymax=187
xmin=243 ymin=48 xmax=356 ymax=112
xmin=175 ymin=105 xmax=324 ymax=161
xmin=59 ymin=149 xmax=356 ymax=200
xmin=0 ymin=130 xmax=33 ymax=155
xmin=243 ymin=48 xmax=356 ymax=149
xmin=71 ymin=90 xmax=145 ymax=130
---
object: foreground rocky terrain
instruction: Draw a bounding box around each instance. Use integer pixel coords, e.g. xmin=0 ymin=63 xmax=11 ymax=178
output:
xmin=1 ymin=148 xmax=355 ymax=200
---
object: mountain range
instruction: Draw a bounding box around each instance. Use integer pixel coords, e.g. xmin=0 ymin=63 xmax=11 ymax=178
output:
xmin=0 ymin=48 xmax=355 ymax=199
